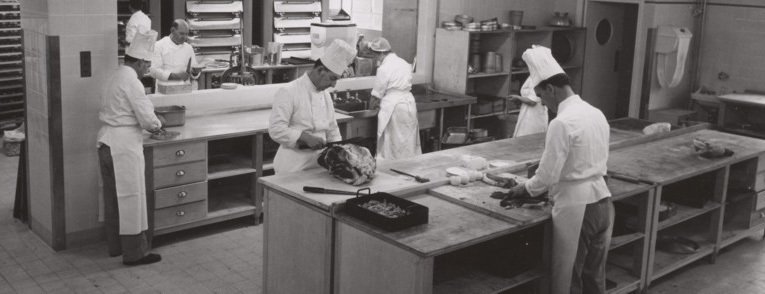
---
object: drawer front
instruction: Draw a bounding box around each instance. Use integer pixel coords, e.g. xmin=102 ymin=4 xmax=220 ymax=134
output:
xmin=154 ymin=181 xmax=208 ymax=209
xmin=153 ymin=161 xmax=207 ymax=189
xmin=757 ymin=191 xmax=765 ymax=211
xmin=153 ymin=141 xmax=206 ymax=167
xmin=274 ymin=16 xmax=320 ymax=29
xmin=274 ymin=1 xmax=322 ymax=13
xmin=154 ymin=200 xmax=207 ymax=229
xmin=273 ymin=33 xmax=311 ymax=44
xmin=756 ymin=171 xmax=765 ymax=192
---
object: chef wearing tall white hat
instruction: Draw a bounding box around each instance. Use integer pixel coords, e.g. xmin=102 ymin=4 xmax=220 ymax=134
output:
xmin=268 ymin=39 xmax=357 ymax=174
xmin=504 ymin=45 xmax=613 ymax=294
xmin=510 ymin=45 xmax=557 ymax=137
xmin=367 ymin=37 xmax=421 ymax=161
xmin=97 ymin=30 xmax=164 ymax=266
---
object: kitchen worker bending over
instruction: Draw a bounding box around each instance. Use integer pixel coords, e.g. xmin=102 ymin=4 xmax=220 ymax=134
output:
xmin=150 ymin=19 xmax=201 ymax=89
xmin=268 ymin=39 xmax=357 ymax=174
xmin=97 ymin=30 xmax=164 ymax=266
xmin=368 ymin=37 xmax=421 ymax=161
xmin=505 ymin=45 xmax=613 ymax=294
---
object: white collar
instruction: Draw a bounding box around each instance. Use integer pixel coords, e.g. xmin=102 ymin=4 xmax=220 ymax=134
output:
xmin=557 ymin=95 xmax=581 ymax=114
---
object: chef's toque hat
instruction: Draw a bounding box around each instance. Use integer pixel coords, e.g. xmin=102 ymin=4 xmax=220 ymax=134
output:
xmin=321 ymin=39 xmax=357 ymax=75
xmin=126 ymin=30 xmax=158 ymax=62
xmin=367 ymin=37 xmax=391 ymax=52
xmin=522 ymin=45 xmax=564 ymax=88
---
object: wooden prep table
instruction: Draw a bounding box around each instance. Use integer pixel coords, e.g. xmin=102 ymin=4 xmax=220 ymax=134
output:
xmin=142 ymin=109 xmax=352 ymax=235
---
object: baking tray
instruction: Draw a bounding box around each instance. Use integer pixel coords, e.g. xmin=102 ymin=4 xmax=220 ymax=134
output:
xmin=345 ymin=188 xmax=429 ymax=231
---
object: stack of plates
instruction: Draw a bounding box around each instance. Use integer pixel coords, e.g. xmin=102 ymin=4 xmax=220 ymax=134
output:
xmin=463 ymin=22 xmax=482 ymax=32
xmin=441 ymin=21 xmax=460 ymax=30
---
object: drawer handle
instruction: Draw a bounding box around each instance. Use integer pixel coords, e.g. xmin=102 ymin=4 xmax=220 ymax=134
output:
xmin=176 ymin=150 xmax=186 ymax=157
xmin=177 ymin=191 xmax=188 ymax=198
xmin=176 ymin=170 xmax=186 ymax=177
xmin=176 ymin=211 xmax=185 ymax=216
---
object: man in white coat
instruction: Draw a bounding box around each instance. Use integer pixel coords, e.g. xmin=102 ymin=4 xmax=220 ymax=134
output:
xmin=368 ymin=37 xmax=421 ymax=161
xmin=97 ymin=30 xmax=163 ymax=266
xmin=150 ymin=19 xmax=201 ymax=89
xmin=268 ymin=39 xmax=356 ymax=174
xmin=124 ymin=0 xmax=150 ymax=45
xmin=510 ymin=45 xmax=551 ymax=137
xmin=505 ymin=46 xmax=613 ymax=294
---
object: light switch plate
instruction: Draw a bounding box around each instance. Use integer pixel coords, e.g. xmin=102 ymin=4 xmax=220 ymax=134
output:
xmin=80 ymin=51 xmax=91 ymax=77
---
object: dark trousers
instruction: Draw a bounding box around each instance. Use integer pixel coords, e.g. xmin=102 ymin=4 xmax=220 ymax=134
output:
xmin=13 ymin=141 xmax=27 ymax=222
xmin=98 ymin=144 xmax=150 ymax=262
xmin=571 ymin=197 xmax=614 ymax=294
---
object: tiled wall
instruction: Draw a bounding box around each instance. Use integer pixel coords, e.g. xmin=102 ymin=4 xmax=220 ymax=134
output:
xmin=21 ymin=0 xmax=53 ymax=245
xmin=46 ymin=0 xmax=118 ymax=240
xmin=698 ymin=1 xmax=765 ymax=95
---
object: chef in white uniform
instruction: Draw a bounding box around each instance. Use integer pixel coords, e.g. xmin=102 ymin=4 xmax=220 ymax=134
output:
xmin=268 ymin=39 xmax=356 ymax=174
xmin=511 ymin=45 xmax=551 ymax=137
xmin=97 ymin=30 xmax=163 ymax=266
xmin=150 ymin=19 xmax=201 ymax=89
xmin=505 ymin=45 xmax=613 ymax=294
xmin=124 ymin=0 xmax=150 ymax=45
xmin=368 ymin=37 xmax=421 ymax=161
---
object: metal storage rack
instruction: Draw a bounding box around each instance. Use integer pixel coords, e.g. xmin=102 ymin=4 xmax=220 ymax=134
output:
xmin=272 ymin=0 xmax=322 ymax=59
xmin=0 ymin=0 xmax=23 ymax=130
xmin=186 ymin=0 xmax=243 ymax=63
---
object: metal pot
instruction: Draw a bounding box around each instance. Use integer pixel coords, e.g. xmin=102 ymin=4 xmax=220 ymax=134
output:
xmin=155 ymin=105 xmax=186 ymax=127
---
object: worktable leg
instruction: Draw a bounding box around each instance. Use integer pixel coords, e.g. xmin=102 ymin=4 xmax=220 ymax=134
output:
xmin=265 ymin=69 xmax=273 ymax=84
xmin=253 ymin=133 xmax=264 ymax=225
xmin=709 ymin=167 xmax=729 ymax=264
xmin=437 ymin=108 xmax=444 ymax=151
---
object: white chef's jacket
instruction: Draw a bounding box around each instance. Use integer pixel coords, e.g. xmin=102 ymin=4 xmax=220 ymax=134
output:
xmin=125 ymin=10 xmax=151 ymax=44
xmin=373 ymin=53 xmax=421 ymax=161
xmin=268 ymin=74 xmax=342 ymax=173
xmin=524 ymin=95 xmax=611 ymax=207
xmin=150 ymin=36 xmax=199 ymax=81
xmin=97 ymin=66 xmax=161 ymax=131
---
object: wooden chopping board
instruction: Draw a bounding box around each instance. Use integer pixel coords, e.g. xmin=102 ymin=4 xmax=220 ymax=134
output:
xmin=429 ymin=178 xmax=551 ymax=225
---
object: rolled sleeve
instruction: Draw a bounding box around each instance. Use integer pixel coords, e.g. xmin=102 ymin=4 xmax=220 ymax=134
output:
xmin=325 ymin=96 xmax=342 ymax=142
xmin=269 ymin=88 xmax=303 ymax=148
xmin=525 ymin=120 xmax=570 ymax=196
xmin=371 ymin=67 xmax=388 ymax=98
xmin=124 ymin=81 xmax=161 ymax=131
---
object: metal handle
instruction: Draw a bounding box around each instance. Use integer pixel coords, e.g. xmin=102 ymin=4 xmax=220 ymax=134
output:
xmin=177 ymin=191 xmax=188 ymax=198
xmin=176 ymin=211 xmax=185 ymax=216
xmin=176 ymin=170 xmax=186 ymax=177
xmin=176 ymin=150 xmax=186 ymax=157
xmin=614 ymin=50 xmax=620 ymax=72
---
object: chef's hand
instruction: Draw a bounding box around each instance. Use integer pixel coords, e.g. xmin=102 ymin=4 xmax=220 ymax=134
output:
xmin=370 ymin=96 xmax=381 ymax=110
xmin=169 ymin=71 xmax=191 ymax=81
xmin=298 ymin=132 xmax=326 ymax=150
xmin=505 ymin=184 xmax=531 ymax=199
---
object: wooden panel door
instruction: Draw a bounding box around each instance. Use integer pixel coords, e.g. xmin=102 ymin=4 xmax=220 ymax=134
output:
xmin=583 ymin=1 xmax=627 ymax=118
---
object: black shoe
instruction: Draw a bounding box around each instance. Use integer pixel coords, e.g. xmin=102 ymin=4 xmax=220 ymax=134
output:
xmin=109 ymin=252 xmax=122 ymax=257
xmin=123 ymin=253 xmax=161 ymax=266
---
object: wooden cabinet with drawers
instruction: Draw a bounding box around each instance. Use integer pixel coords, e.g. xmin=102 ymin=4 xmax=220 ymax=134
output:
xmin=145 ymin=135 xmax=261 ymax=236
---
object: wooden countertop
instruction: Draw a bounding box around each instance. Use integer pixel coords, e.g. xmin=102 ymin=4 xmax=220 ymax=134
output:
xmin=143 ymin=109 xmax=353 ymax=147
xmin=607 ymin=129 xmax=765 ymax=184
xmin=414 ymin=92 xmax=477 ymax=111
xmin=718 ymin=93 xmax=765 ymax=106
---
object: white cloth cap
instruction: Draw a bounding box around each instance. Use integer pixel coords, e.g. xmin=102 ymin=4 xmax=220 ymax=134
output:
xmin=321 ymin=39 xmax=357 ymax=75
xmin=522 ymin=45 xmax=564 ymax=88
xmin=368 ymin=37 xmax=391 ymax=52
xmin=126 ymin=30 xmax=158 ymax=61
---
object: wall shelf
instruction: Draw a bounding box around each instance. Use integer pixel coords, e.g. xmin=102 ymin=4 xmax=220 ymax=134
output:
xmin=657 ymin=202 xmax=720 ymax=230
xmin=467 ymin=72 xmax=509 ymax=79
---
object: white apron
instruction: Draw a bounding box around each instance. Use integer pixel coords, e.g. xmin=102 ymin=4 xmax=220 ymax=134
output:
xmin=272 ymin=130 xmax=326 ymax=174
xmin=99 ymin=125 xmax=149 ymax=235
xmin=376 ymin=90 xmax=421 ymax=161
xmin=514 ymin=78 xmax=548 ymax=137
xmin=549 ymin=177 xmax=609 ymax=294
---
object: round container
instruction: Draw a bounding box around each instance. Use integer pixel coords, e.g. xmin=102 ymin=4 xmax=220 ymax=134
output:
xmin=509 ymin=10 xmax=524 ymax=26
xmin=471 ymin=54 xmax=482 ymax=73
xmin=495 ymin=53 xmax=503 ymax=72
xmin=449 ymin=176 xmax=461 ymax=186
xmin=484 ymin=52 xmax=497 ymax=73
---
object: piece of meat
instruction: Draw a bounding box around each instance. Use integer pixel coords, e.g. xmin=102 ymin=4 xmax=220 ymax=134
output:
xmin=318 ymin=144 xmax=376 ymax=186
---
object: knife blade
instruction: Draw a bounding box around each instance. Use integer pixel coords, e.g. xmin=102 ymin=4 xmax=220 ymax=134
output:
xmin=390 ymin=168 xmax=430 ymax=183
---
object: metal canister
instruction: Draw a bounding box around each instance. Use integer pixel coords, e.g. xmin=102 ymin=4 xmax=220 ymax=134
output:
xmin=484 ymin=52 xmax=497 ymax=73
xmin=495 ymin=53 xmax=503 ymax=73
xmin=471 ymin=54 xmax=482 ymax=73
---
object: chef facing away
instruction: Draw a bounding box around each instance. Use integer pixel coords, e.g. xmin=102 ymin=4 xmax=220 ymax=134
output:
xmin=504 ymin=45 xmax=614 ymax=294
xmin=97 ymin=30 xmax=164 ymax=266
xmin=268 ymin=39 xmax=357 ymax=174
xmin=367 ymin=37 xmax=422 ymax=161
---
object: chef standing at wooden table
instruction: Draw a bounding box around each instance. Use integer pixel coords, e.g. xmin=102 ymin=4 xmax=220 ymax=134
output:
xmin=367 ymin=37 xmax=421 ymax=161
xmin=97 ymin=30 xmax=164 ymax=266
xmin=505 ymin=45 xmax=614 ymax=294
xmin=268 ymin=39 xmax=357 ymax=174
xmin=150 ymin=19 xmax=201 ymax=90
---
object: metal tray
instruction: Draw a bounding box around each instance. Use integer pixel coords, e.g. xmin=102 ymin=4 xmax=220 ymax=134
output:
xmin=345 ymin=188 xmax=429 ymax=231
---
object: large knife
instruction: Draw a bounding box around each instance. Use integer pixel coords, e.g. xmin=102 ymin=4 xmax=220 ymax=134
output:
xmin=297 ymin=137 xmax=364 ymax=149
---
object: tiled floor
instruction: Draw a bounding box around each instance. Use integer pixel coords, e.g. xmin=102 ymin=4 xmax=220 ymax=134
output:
xmin=0 ymin=151 xmax=764 ymax=293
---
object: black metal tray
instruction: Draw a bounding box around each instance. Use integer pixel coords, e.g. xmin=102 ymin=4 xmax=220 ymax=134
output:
xmin=345 ymin=188 xmax=429 ymax=231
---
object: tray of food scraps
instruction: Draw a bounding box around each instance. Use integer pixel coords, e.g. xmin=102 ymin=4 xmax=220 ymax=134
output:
xmin=345 ymin=188 xmax=429 ymax=231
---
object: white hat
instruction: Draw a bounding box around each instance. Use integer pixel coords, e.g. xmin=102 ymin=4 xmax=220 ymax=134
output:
xmin=367 ymin=37 xmax=391 ymax=52
xmin=321 ymin=39 xmax=357 ymax=75
xmin=126 ymin=30 xmax=158 ymax=61
xmin=522 ymin=45 xmax=564 ymax=88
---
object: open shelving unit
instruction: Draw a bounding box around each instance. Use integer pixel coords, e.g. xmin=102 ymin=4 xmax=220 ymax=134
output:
xmin=0 ymin=0 xmax=23 ymax=130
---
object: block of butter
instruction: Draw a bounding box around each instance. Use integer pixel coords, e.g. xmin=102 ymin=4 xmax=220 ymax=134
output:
xmin=157 ymin=80 xmax=192 ymax=95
